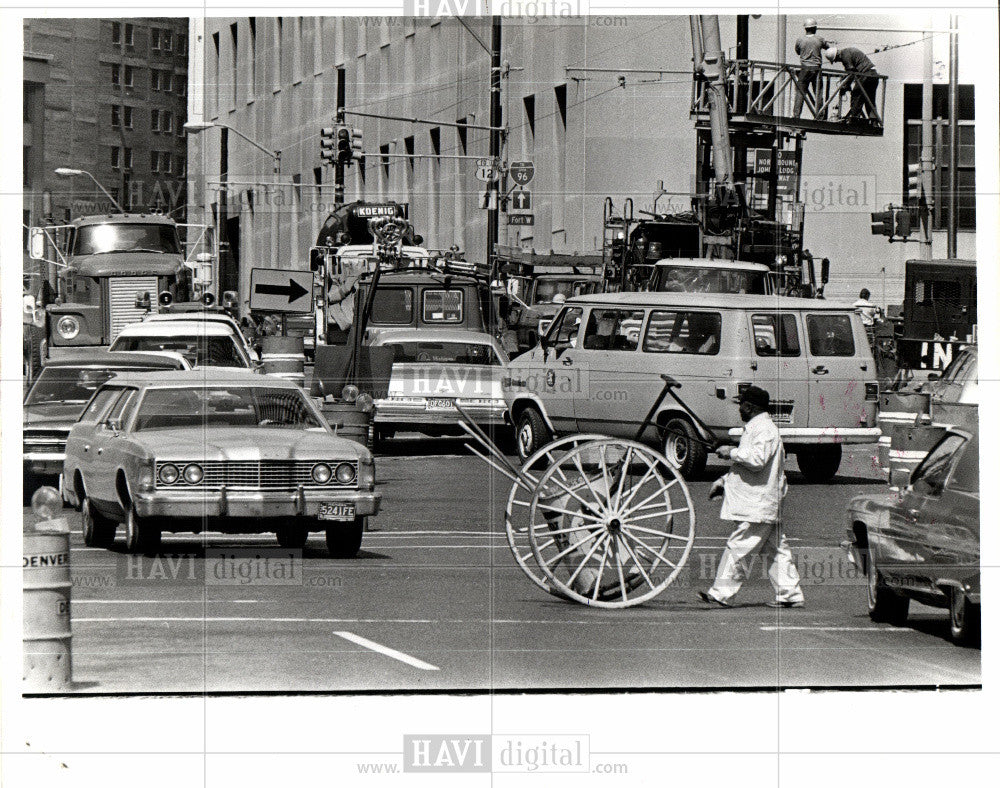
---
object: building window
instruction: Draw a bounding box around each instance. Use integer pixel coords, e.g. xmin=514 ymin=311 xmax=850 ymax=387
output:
xmin=274 ymin=18 xmax=284 ymax=89
xmin=111 ymin=63 xmax=121 ymax=86
xmin=162 ymin=153 xmax=171 ymax=175
xmin=249 ymin=18 xmax=258 ymax=100
xmin=903 ymin=84 xmax=975 ymax=231
xmin=123 ymin=148 xmax=133 ymax=169
xmin=151 ymin=108 xmax=160 ymax=131
xmin=151 ymin=151 xmax=159 ymax=172
xmin=212 ymin=31 xmax=221 ymax=113
xmin=151 ymin=28 xmax=160 ymax=50
xmin=111 ymin=22 xmax=121 ymax=44
xmin=230 ymin=23 xmax=239 ymax=107
xmin=111 ymin=105 xmax=121 ymax=127
xmin=552 ymin=84 xmax=568 ymax=233
xmin=174 ymin=74 xmax=186 ymax=97
xmin=151 ymin=70 xmax=161 ymax=90
xmin=177 ymin=33 xmax=187 ymax=55
xmin=124 ymin=65 xmax=134 ymax=88
xmin=111 ymin=146 xmax=121 ymax=168
xmin=161 ymin=111 xmax=172 ymax=133
xmin=123 ymin=106 xmax=133 ymax=129
xmin=124 ymin=24 xmax=134 ymax=46
xmin=162 ymin=30 xmax=173 ymax=52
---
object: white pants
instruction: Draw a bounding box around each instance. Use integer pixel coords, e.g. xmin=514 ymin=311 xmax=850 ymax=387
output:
xmin=707 ymin=520 xmax=804 ymax=604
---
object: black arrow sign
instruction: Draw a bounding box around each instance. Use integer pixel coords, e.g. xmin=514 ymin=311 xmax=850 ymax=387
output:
xmin=253 ymin=278 xmax=309 ymax=304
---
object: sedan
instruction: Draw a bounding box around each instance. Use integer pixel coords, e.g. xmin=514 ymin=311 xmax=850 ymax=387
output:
xmin=843 ymin=427 xmax=980 ymax=645
xmin=62 ymin=369 xmax=380 ymax=557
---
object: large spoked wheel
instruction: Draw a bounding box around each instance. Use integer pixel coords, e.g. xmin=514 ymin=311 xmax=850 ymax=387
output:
xmin=526 ymin=439 xmax=696 ymax=608
xmin=505 ymin=434 xmax=609 ymax=599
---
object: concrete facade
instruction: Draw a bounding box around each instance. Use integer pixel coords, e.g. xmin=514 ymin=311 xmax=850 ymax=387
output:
xmin=188 ymin=14 xmax=982 ymax=307
xmin=23 ymin=18 xmax=190 ymax=233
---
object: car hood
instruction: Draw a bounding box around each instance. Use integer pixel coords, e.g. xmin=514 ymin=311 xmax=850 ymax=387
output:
xmin=24 ymin=402 xmax=86 ymax=428
xmin=383 ymin=363 xmax=505 ymax=400
xmin=132 ymin=427 xmax=368 ymax=461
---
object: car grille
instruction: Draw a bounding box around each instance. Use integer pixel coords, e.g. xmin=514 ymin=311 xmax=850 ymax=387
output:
xmin=23 ymin=428 xmax=69 ymax=455
xmin=155 ymin=460 xmax=358 ymax=490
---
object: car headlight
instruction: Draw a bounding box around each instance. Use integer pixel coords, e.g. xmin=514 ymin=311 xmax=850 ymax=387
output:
xmin=335 ymin=462 xmax=357 ymax=484
xmin=183 ymin=463 xmax=203 ymax=484
xmin=342 ymin=384 xmax=359 ymax=403
xmin=356 ymin=392 xmax=374 ymax=413
xmin=158 ymin=463 xmax=179 ymax=485
xmin=311 ymin=462 xmax=332 ymax=484
xmin=56 ymin=315 xmax=81 ymax=340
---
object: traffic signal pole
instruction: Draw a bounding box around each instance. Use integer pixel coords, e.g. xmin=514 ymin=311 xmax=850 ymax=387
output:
xmin=486 ymin=15 xmax=502 ymax=271
xmin=919 ymin=29 xmax=934 ymax=259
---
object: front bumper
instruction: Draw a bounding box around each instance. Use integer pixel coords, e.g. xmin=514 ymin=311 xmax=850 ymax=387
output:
xmin=374 ymin=401 xmax=507 ymax=427
xmin=134 ymin=487 xmax=380 ymax=519
xmin=23 ymin=453 xmax=65 ymax=476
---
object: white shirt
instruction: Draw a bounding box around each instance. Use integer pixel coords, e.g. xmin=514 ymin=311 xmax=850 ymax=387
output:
xmin=721 ymin=412 xmax=787 ymax=523
xmin=853 ymin=298 xmax=879 ymax=327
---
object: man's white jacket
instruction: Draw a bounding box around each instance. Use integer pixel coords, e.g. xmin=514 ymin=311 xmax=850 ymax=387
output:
xmin=721 ymin=412 xmax=787 ymax=523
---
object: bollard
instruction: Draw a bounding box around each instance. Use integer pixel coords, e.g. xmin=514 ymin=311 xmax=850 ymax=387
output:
xmin=23 ymin=486 xmax=73 ymax=692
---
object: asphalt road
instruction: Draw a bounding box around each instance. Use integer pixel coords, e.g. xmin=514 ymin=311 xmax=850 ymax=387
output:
xmin=25 ymin=443 xmax=980 ymax=694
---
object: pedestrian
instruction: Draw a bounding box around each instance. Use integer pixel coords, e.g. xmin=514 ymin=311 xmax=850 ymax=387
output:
xmin=793 ymin=18 xmax=831 ymax=118
xmin=824 ymin=46 xmax=880 ymax=122
xmin=698 ymin=386 xmax=805 ymax=608
xmin=853 ymin=288 xmax=881 ymax=327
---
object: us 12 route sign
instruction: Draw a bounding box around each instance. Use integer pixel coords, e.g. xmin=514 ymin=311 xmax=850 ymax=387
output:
xmin=249 ymin=268 xmax=314 ymax=313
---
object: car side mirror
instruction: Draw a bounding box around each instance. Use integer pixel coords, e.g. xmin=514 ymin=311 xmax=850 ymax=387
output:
xmin=103 ymin=418 xmax=122 ymax=433
xmin=926 ymin=372 xmax=940 ymax=381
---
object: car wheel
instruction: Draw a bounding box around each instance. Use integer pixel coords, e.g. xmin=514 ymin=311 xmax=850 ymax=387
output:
xmin=662 ymin=417 xmax=707 ymax=479
xmin=124 ymin=505 xmax=161 ymax=555
xmin=796 ymin=445 xmax=843 ymax=483
xmin=276 ymin=525 xmax=309 ymax=549
xmin=948 ymin=589 xmax=981 ymax=646
xmin=515 ymin=407 xmax=551 ymax=463
xmin=866 ymin=550 xmax=909 ymax=625
xmin=326 ymin=517 xmax=364 ymax=558
xmin=81 ymin=497 xmax=117 ymax=549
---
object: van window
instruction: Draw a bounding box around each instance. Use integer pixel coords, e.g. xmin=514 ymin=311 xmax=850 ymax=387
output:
xmin=806 ymin=314 xmax=856 ymax=357
xmin=752 ymin=314 xmax=801 ymax=357
xmin=547 ymin=306 xmax=583 ymax=350
xmin=423 ymin=289 xmax=463 ymax=323
xmin=643 ymin=310 xmax=721 ymax=355
xmin=582 ymin=309 xmax=644 ymax=351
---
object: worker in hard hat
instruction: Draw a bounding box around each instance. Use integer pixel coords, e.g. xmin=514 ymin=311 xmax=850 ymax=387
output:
xmin=793 ymin=18 xmax=832 ymax=118
xmin=825 ymin=45 xmax=880 ymax=122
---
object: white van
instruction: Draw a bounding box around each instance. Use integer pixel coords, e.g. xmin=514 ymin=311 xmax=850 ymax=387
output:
xmin=504 ymin=292 xmax=880 ymax=481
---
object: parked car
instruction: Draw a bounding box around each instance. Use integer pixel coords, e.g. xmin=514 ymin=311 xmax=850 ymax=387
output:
xmin=109 ymin=317 xmax=258 ymax=369
xmin=62 ymin=369 xmax=380 ymax=557
xmin=368 ymin=328 xmax=509 ymax=441
xmin=22 ymin=350 xmax=191 ymax=500
xmin=878 ymin=345 xmax=978 ymax=487
xmin=843 ymin=427 xmax=980 ymax=645
xmin=505 ymin=292 xmax=880 ymax=479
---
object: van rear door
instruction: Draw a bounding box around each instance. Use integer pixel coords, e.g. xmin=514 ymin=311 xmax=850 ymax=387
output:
xmin=803 ymin=312 xmax=874 ymax=429
xmin=747 ymin=312 xmax=810 ymax=429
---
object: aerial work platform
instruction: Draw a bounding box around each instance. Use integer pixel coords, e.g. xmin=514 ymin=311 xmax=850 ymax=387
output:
xmin=691 ymin=59 xmax=887 ymax=137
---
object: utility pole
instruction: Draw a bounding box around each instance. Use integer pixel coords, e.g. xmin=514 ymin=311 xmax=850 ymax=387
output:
xmin=697 ymin=16 xmax=735 ymax=191
xmin=947 ymin=15 xmax=959 ymax=258
xmin=919 ymin=26 xmax=934 ymax=259
xmin=335 ymin=76 xmax=346 ymax=207
xmin=486 ymin=16 xmax=502 ymax=270
xmin=218 ymin=126 xmax=232 ymax=292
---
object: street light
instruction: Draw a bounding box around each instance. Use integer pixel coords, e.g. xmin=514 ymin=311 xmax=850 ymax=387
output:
xmin=183 ymin=121 xmax=281 ymax=173
xmin=54 ymin=167 xmax=124 ymax=212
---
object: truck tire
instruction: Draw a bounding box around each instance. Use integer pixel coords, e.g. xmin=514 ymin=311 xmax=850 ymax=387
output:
xmin=866 ymin=551 xmax=909 ymax=626
xmin=326 ymin=517 xmax=364 ymax=558
xmin=796 ymin=445 xmax=842 ymax=483
xmin=515 ymin=407 xmax=551 ymax=462
xmin=661 ymin=417 xmax=707 ymax=479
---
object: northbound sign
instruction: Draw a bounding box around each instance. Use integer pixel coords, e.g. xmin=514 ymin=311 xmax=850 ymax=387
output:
xmin=249 ymin=267 xmax=313 ymax=313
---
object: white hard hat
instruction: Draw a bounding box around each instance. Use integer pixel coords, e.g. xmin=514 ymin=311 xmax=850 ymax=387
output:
xmin=824 ymin=46 xmax=838 ymax=61
xmin=804 ymin=18 xmax=818 ymax=30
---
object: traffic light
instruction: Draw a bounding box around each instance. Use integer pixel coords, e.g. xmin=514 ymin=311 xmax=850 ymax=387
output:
xmin=320 ymin=126 xmax=337 ymax=164
xmin=906 ymin=162 xmax=921 ymax=198
xmin=893 ymin=207 xmax=912 ymax=238
xmin=350 ymin=128 xmax=363 ymax=162
xmin=336 ymin=126 xmax=352 ymax=165
xmin=870 ymin=210 xmax=893 ymax=236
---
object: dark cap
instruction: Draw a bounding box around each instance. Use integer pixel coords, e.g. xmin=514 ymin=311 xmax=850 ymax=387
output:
xmin=738 ymin=385 xmax=770 ymax=410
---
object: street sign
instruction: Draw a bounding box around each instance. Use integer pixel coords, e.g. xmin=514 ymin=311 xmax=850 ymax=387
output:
xmin=508 ymin=214 xmax=534 ymax=226
xmin=475 ymin=167 xmax=494 ymax=182
xmin=249 ymin=267 xmax=314 ymax=313
xmin=511 ymin=189 xmax=532 ymax=211
xmin=510 ymin=161 xmax=534 ymax=186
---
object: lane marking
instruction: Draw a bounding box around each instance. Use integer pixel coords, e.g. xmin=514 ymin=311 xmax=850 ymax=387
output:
xmin=759 ymin=625 xmax=910 ymax=632
xmin=332 ymin=630 xmax=440 ymax=671
xmin=73 ymin=617 xmax=439 ymax=624
xmin=72 ymin=600 xmax=260 ymax=604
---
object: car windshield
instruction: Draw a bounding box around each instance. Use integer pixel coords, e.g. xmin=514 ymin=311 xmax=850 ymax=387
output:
xmin=25 ymin=365 xmax=156 ymax=405
xmin=534 ymin=280 xmax=578 ymax=304
xmin=111 ymin=335 xmax=246 ymax=367
xmin=73 ymin=223 xmax=180 ymax=255
xmin=384 ymin=341 xmax=501 ymax=366
xmin=651 ymin=265 xmax=767 ymax=294
xmin=133 ymin=386 xmax=323 ymax=431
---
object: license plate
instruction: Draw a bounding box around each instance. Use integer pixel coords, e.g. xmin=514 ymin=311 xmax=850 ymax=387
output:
xmin=318 ymin=502 xmax=356 ymax=521
xmin=426 ymin=398 xmax=456 ymax=411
